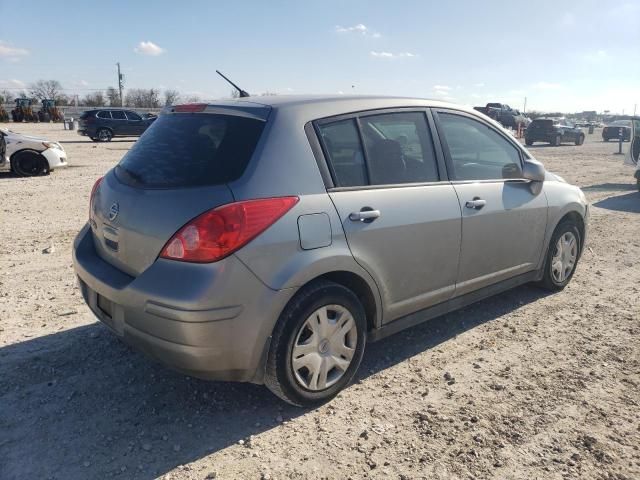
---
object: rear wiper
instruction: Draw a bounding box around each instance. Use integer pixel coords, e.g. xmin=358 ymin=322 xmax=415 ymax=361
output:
xmin=117 ymin=165 xmax=144 ymax=185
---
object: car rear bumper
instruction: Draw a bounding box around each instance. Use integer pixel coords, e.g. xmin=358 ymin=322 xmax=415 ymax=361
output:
xmin=41 ymin=148 xmax=68 ymax=169
xmin=72 ymin=224 xmax=295 ymax=383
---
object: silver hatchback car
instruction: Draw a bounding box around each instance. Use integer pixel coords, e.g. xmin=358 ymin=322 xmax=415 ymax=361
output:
xmin=73 ymin=96 xmax=588 ymax=406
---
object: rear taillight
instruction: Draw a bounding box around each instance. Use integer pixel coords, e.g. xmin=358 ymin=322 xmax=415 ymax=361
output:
xmin=89 ymin=177 xmax=104 ymax=220
xmin=160 ymin=197 xmax=299 ymax=263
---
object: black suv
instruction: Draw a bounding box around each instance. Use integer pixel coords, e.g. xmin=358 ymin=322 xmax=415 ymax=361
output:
xmin=602 ymin=120 xmax=632 ymax=142
xmin=525 ymin=118 xmax=584 ymax=146
xmin=77 ymin=109 xmax=157 ymax=142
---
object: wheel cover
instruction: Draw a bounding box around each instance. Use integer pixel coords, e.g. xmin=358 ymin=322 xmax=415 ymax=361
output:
xmin=16 ymin=155 xmax=40 ymax=175
xmin=551 ymin=232 xmax=578 ymax=283
xmin=291 ymin=304 xmax=357 ymax=391
xmin=98 ymin=129 xmax=111 ymax=141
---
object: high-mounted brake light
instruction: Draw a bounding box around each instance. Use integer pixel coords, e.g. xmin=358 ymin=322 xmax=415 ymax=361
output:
xmin=89 ymin=177 xmax=104 ymax=220
xmin=160 ymin=197 xmax=299 ymax=263
xmin=172 ymin=103 xmax=208 ymax=113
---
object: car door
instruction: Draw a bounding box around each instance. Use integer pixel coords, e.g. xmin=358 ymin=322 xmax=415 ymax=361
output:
xmin=433 ymin=109 xmax=548 ymax=296
xmin=317 ymin=110 xmax=462 ymax=323
xmin=125 ymin=111 xmax=145 ymax=135
xmin=109 ymin=110 xmax=127 ymax=135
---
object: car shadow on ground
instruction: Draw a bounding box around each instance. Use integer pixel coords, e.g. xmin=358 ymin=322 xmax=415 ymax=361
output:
xmin=593 ymin=192 xmax=640 ymax=213
xmin=582 ymin=183 xmax=637 ymax=192
xmin=59 ymin=140 xmax=137 ymax=144
xmin=524 ymin=144 xmax=577 ymax=149
xmin=0 ymin=284 xmax=548 ymax=479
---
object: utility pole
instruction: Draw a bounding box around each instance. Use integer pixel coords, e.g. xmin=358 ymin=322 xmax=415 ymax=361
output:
xmin=116 ymin=62 xmax=124 ymax=107
xmin=634 ymin=104 xmax=637 ymax=116
xmin=523 ymin=96 xmax=527 ymax=114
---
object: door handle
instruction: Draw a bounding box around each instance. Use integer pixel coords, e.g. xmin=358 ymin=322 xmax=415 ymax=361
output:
xmin=349 ymin=209 xmax=381 ymax=222
xmin=465 ymin=198 xmax=486 ymax=210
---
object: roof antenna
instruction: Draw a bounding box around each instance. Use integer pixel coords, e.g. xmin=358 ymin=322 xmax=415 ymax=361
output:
xmin=216 ymin=70 xmax=250 ymax=98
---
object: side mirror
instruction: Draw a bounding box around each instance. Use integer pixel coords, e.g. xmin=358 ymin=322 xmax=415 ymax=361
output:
xmin=523 ymin=158 xmax=545 ymax=182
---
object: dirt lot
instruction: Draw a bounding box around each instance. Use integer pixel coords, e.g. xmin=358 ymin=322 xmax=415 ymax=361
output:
xmin=1 ymin=123 xmax=638 ymax=480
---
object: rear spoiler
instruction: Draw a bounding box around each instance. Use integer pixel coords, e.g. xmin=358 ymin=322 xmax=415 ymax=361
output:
xmin=162 ymin=102 xmax=271 ymax=122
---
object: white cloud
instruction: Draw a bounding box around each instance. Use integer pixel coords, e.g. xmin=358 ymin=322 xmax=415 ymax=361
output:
xmin=533 ymin=81 xmax=562 ymax=90
xmin=433 ymin=85 xmax=451 ymax=91
xmin=0 ymin=78 xmax=25 ymax=88
xmin=336 ymin=24 xmax=380 ymax=38
xmin=370 ymin=51 xmax=417 ymax=59
xmin=474 ymin=83 xmax=485 ymax=88
xmin=134 ymin=41 xmax=165 ymax=56
xmin=0 ymin=42 xmax=29 ymax=61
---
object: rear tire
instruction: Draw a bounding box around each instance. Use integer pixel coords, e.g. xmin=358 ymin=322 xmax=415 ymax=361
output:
xmin=575 ymin=134 xmax=584 ymax=146
xmin=264 ymin=280 xmax=367 ymax=407
xmin=537 ymin=220 xmax=581 ymax=291
xmin=525 ymin=138 xmax=533 ymax=146
xmin=551 ymin=135 xmax=561 ymax=146
xmin=11 ymin=151 xmax=49 ymax=177
xmin=96 ymin=128 xmax=113 ymax=142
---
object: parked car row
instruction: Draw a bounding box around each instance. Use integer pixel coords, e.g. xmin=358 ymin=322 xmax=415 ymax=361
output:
xmin=73 ymin=96 xmax=589 ymax=406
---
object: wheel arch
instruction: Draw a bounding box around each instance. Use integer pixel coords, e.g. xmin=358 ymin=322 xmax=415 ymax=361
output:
xmin=279 ymin=269 xmax=382 ymax=334
xmin=556 ymin=210 xmax=586 ymax=254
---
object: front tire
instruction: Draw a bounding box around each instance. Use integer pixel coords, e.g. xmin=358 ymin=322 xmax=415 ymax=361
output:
xmin=575 ymin=134 xmax=584 ymax=146
xmin=551 ymin=135 xmax=561 ymax=146
xmin=537 ymin=221 xmax=581 ymax=291
xmin=11 ymin=151 xmax=49 ymax=177
xmin=265 ymin=280 xmax=367 ymax=407
xmin=525 ymin=138 xmax=533 ymax=146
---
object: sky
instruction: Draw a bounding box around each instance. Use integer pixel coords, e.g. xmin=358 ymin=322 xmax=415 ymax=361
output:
xmin=0 ymin=0 xmax=638 ymax=114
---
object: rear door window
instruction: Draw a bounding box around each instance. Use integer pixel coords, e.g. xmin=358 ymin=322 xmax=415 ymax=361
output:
xmin=115 ymin=113 xmax=265 ymax=188
xmin=96 ymin=111 xmax=111 ymax=119
xmin=359 ymin=112 xmax=438 ymax=184
xmin=111 ymin=110 xmax=126 ymax=120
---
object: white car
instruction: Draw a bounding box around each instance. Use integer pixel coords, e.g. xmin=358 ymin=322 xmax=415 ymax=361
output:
xmin=624 ymin=117 xmax=639 ymax=191
xmin=0 ymin=128 xmax=68 ymax=177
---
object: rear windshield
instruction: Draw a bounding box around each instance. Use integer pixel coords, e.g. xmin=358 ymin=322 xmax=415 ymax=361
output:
xmin=115 ymin=113 xmax=265 ymax=188
xmin=531 ymin=119 xmax=555 ymax=126
xmin=609 ymin=120 xmax=631 ymax=127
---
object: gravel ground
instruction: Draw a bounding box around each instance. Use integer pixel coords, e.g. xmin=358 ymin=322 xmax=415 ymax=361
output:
xmin=0 ymin=123 xmax=638 ymax=480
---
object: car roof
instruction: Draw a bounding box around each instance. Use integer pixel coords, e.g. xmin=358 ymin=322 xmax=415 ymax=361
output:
xmin=196 ymin=94 xmax=480 ymax=123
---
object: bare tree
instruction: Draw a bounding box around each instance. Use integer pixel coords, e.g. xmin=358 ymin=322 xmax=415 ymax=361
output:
xmin=182 ymin=94 xmax=201 ymax=103
xmin=106 ymin=87 xmax=121 ymax=107
xmin=82 ymin=92 xmax=106 ymax=107
xmin=164 ymin=89 xmax=181 ymax=106
xmin=0 ymin=89 xmax=14 ymax=104
xmin=125 ymin=88 xmax=161 ymax=108
xmin=29 ymin=80 xmax=64 ymax=101
xmin=230 ymin=89 xmax=239 ymax=99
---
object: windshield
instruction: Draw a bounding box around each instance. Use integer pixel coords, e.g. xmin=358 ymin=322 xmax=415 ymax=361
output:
xmin=609 ymin=120 xmax=631 ymax=127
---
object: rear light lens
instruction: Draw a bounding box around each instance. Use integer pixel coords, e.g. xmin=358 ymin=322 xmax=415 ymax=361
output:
xmin=160 ymin=197 xmax=299 ymax=263
xmin=89 ymin=177 xmax=104 ymax=220
xmin=172 ymin=103 xmax=207 ymax=113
